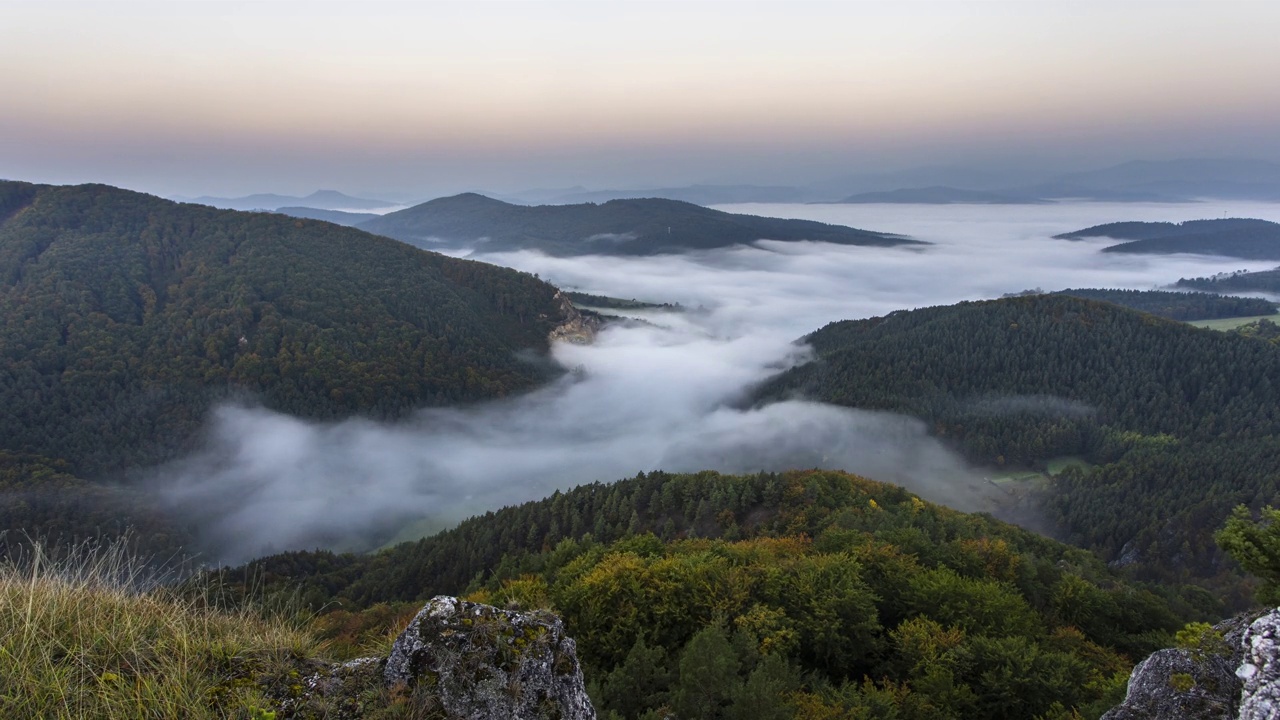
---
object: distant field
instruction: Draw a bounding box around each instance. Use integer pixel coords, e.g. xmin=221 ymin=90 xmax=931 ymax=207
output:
xmin=1188 ymin=313 xmax=1280 ymax=330
xmin=1047 ymin=456 xmax=1093 ymax=475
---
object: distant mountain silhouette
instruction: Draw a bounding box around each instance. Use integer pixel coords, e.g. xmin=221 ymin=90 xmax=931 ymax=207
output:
xmin=274 ymin=206 xmax=380 ymax=226
xmin=186 ymin=189 xmax=397 ymax=212
xmin=833 ymin=186 xmax=1043 ymax=204
xmin=357 ymin=193 xmax=918 ymax=256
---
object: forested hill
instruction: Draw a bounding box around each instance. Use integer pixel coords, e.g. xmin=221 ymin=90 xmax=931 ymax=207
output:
xmin=0 ymin=181 xmax=569 ymax=476
xmin=1054 ymin=218 xmax=1277 ymax=241
xmin=1179 ymin=266 xmax=1280 ymax=295
xmin=357 ymin=192 xmax=917 ymax=256
xmin=1049 ymin=287 xmax=1275 ymax=320
xmin=225 ymin=469 xmax=1204 ymax=719
xmin=1054 ymin=218 xmax=1280 ymax=259
xmin=756 ymin=295 xmax=1280 ymax=595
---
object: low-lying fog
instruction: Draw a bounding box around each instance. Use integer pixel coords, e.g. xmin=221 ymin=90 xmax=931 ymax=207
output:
xmin=158 ymin=201 xmax=1280 ymax=563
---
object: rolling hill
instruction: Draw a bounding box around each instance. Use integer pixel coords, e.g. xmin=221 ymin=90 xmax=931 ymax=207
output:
xmin=1054 ymin=218 xmax=1280 ymax=259
xmin=0 ymin=181 xmax=572 ymax=477
xmin=357 ymin=193 xmax=917 ymax=256
xmin=1179 ymin=267 xmax=1280 ymax=295
xmin=755 ymin=294 xmax=1280 ymax=593
xmin=224 ymin=467 xmax=1202 ymax=720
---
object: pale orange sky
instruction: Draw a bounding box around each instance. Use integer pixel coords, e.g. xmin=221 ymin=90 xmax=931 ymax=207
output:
xmin=2 ymin=0 xmax=1278 ymax=198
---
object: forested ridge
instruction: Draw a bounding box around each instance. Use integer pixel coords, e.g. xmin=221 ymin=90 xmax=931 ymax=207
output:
xmin=0 ymin=181 xmax=569 ymax=479
xmin=1053 ymin=218 xmax=1277 ymax=241
xmin=756 ymin=295 xmax=1280 ymax=595
xmin=1179 ymin=266 xmax=1280 ymax=294
xmin=358 ymin=192 xmax=917 ymax=256
xmin=1049 ymin=287 xmax=1275 ymax=321
xmin=222 ymin=469 xmax=1210 ymax=719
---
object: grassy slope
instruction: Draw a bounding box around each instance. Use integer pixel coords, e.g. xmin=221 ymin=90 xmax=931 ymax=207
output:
xmin=0 ymin=541 xmax=316 ymax=719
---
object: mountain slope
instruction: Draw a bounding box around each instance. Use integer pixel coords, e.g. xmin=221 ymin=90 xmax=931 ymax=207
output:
xmin=357 ymin=193 xmax=917 ymax=256
xmin=756 ymin=295 xmax=1280 ymax=590
xmin=226 ymin=468 xmax=1203 ymax=720
xmin=0 ymin=181 xmax=570 ymax=475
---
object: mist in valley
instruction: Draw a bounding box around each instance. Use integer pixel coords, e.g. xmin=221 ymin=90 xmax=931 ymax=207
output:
xmin=154 ymin=201 xmax=1280 ymax=564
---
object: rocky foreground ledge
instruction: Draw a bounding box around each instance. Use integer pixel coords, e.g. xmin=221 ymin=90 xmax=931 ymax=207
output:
xmin=1103 ymin=608 xmax=1280 ymax=720
xmin=268 ymin=596 xmax=596 ymax=719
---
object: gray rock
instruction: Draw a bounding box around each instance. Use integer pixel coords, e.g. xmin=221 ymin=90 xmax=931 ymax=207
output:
xmin=1101 ymin=647 xmax=1239 ymax=720
xmin=1238 ymin=609 xmax=1280 ymax=720
xmin=1102 ymin=611 xmax=1280 ymax=720
xmin=384 ymin=595 xmax=596 ymax=720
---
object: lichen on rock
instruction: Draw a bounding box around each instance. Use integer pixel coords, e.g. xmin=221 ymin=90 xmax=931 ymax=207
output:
xmin=383 ymin=595 xmax=596 ymax=720
xmin=1238 ymin=609 xmax=1280 ymax=720
xmin=263 ymin=596 xmax=595 ymax=719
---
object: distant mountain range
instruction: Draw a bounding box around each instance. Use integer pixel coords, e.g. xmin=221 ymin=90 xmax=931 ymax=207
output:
xmin=356 ymin=193 xmax=918 ymax=256
xmin=274 ymin=206 xmax=380 ymax=226
xmin=491 ymin=158 xmax=1280 ymax=206
xmin=183 ymin=189 xmax=399 ymax=212
xmin=1054 ymin=218 xmax=1280 ymax=260
xmin=833 ymin=186 xmax=1044 ymax=205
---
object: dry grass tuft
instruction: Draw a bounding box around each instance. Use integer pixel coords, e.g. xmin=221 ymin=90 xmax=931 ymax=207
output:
xmin=0 ymin=537 xmax=319 ymax=719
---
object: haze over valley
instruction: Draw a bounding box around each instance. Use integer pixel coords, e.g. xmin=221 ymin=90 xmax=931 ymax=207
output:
xmin=8 ymin=2 xmax=1280 ymax=717
xmin=152 ymin=200 xmax=1280 ymax=562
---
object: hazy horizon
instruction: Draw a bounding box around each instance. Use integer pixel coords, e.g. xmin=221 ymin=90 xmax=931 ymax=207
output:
xmin=4 ymin=1 xmax=1279 ymax=200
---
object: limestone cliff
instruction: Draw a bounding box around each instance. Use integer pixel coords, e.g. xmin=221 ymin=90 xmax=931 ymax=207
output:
xmin=548 ymin=291 xmax=602 ymax=345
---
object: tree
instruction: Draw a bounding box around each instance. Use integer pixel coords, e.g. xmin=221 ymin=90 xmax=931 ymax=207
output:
xmin=1216 ymin=505 xmax=1280 ymax=604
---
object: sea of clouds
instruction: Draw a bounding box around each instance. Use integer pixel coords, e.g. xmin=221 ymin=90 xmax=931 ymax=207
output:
xmin=155 ymin=201 xmax=1280 ymax=563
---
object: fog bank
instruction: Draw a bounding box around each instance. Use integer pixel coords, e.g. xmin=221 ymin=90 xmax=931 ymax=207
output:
xmin=155 ymin=201 xmax=1280 ymax=563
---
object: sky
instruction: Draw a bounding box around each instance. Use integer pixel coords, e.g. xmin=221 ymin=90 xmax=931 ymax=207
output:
xmin=3 ymin=0 xmax=1279 ymax=199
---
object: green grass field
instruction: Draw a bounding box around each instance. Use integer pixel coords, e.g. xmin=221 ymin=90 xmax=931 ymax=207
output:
xmin=1187 ymin=312 xmax=1280 ymax=331
xmin=1047 ymin=456 xmax=1093 ymax=475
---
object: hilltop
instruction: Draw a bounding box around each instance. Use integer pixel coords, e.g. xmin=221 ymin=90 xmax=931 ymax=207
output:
xmin=1179 ymin=267 xmax=1280 ymax=295
xmin=756 ymin=294 xmax=1280 ymax=595
xmin=225 ymin=468 xmax=1205 ymax=719
xmin=1054 ymin=218 xmax=1280 ymax=260
xmin=0 ymin=181 xmax=571 ymax=478
xmin=357 ymin=193 xmax=917 ymax=256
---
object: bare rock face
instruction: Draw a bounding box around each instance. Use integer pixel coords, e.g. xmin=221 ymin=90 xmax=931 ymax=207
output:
xmin=548 ymin=291 xmax=601 ymax=345
xmin=384 ymin=595 xmax=596 ymax=720
xmin=1238 ymin=609 xmax=1280 ymax=720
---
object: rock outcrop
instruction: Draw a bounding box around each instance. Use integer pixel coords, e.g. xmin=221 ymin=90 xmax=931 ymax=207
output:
xmin=385 ymin=596 xmax=596 ymax=720
xmin=1100 ymin=647 xmax=1240 ymax=720
xmin=1102 ymin=611 xmax=1280 ymax=720
xmin=548 ymin=291 xmax=602 ymax=345
xmin=269 ymin=596 xmax=595 ymax=719
xmin=1238 ymin=610 xmax=1280 ymax=720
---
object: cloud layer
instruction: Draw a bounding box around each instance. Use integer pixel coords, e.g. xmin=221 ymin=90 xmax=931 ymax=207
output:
xmin=154 ymin=201 xmax=1280 ymax=563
